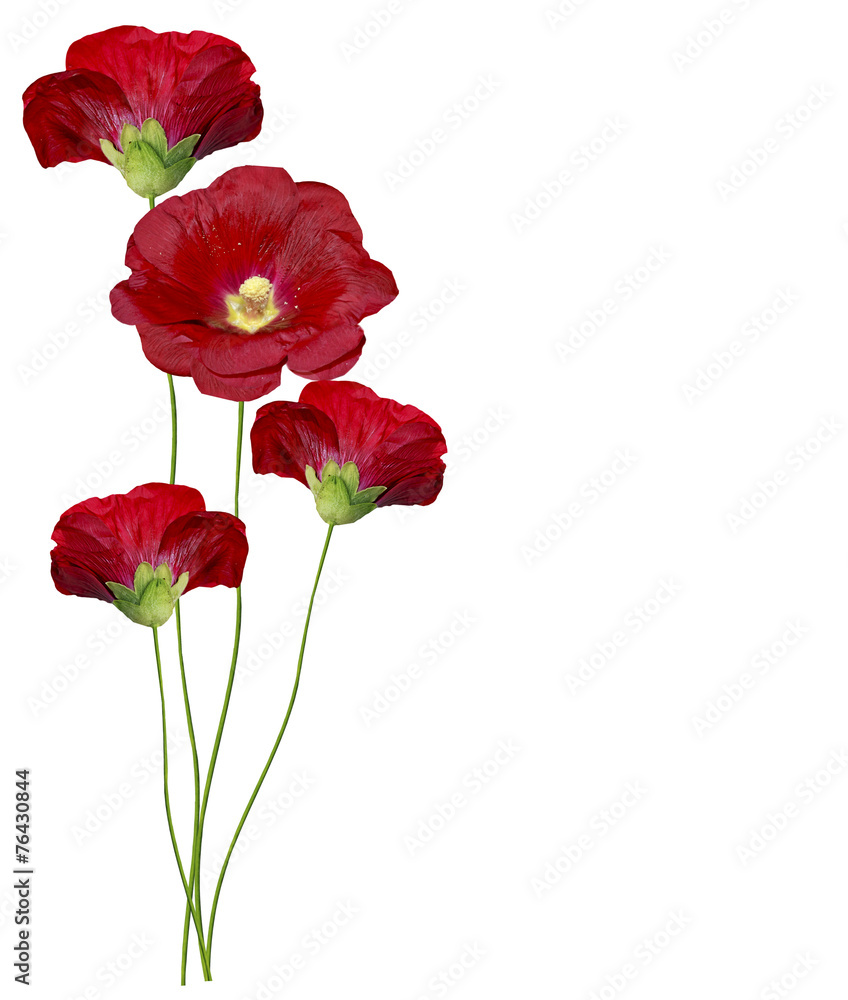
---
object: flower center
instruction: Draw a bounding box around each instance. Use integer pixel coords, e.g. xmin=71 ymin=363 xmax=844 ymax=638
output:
xmin=225 ymin=276 xmax=279 ymax=334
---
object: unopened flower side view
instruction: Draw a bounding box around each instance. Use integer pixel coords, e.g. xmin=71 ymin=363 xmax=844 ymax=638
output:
xmin=25 ymin=24 xmax=446 ymax=986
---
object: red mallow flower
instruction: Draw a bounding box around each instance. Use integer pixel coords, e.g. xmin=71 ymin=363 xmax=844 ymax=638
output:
xmin=51 ymin=483 xmax=247 ymax=627
xmin=251 ymin=381 xmax=446 ymax=525
xmin=23 ymin=25 xmax=262 ymax=194
xmin=110 ymin=166 xmax=398 ymax=401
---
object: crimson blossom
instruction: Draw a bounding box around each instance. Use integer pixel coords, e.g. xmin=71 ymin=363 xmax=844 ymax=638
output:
xmin=51 ymin=484 xmax=247 ymax=628
xmin=251 ymin=381 xmax=446 ymax=525
xmin=110 ymin=166 xmax=398 ymax=401
xmin=23 ymin=26 xmax=262 ymax=196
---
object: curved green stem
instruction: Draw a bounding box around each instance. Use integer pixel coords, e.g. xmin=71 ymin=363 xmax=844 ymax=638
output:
xmin=151 ymin=627 xmax=211 ymax=981
xmin=185 ymin=401 xmax=245 ymax=976
xmin=167 ymin=374 xmax=177 ymax=485
xmin=175 ymin=604 xmax=202 ymax=984
xmin=205 ymin=524 xmax=334 ymax=961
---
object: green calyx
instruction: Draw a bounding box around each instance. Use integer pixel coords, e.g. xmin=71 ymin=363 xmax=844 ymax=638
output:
xmin=105 ymin=562 xmax=189 ymax=628
xmin=99 ymin=119 xmax=200 ymax=200
xmin=305 ymin=460 xmax=387 ymax=526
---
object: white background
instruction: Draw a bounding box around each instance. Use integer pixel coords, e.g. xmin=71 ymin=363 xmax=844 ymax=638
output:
xmin=3 ymin=0 xmax=848 ymax=997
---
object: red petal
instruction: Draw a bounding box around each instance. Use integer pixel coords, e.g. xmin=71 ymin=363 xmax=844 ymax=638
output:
xmin=251 ymin=401 xmax=339 ymax=484
xmin=23 ymin=69 xmax=133 ymax=166
xmin=189 ymin=359 xmax=282 ymax=402
xmin=157 ymin=511 xmax=247 ymax=592
xmin=286 ymin=322 xmax=365 ymax=379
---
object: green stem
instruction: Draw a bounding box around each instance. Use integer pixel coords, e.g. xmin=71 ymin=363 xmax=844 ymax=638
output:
xmin=175 ymin=604 xmax=202 ymax=984
xmin=167 ymin=374 xmax=177 ymax=485
xmin=151 ymin=627 xmax=211 ymax=981
xmin=187 ymin=401 xmax=245 ymax=976
xmin=205 ymin=524 xmax=334 ymax=961
xmin=234 ymin=401 xmax=244 ymax=518
xmin=148 ymin=194 xmax=156 ymax=212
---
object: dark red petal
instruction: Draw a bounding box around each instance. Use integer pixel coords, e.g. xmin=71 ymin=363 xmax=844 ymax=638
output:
xmin=285 ymin=323 xmax=365 ymax=380
xmin=294 ymin=381 xmax=447 ymax=504
xmin=61 ymin=485 xmax=206 ymax=564
xmin=192 ymin=86 xmax=263 ymax=158
xmin=189 ymin=358 xmax=282 ymax=402
xmin=157 ymin=511 xmax=247 ymax=592
xmin=65 ymin=27 xmax=258 ymax=135
xmin=23 ymin=69 xmax=133 ymax=166
xmin=251 ymin=401 xmax=340 ymax=484
xmin=136 ymin=322 xmax=199 ymax=377
xmin=51 ymin=513 xmax=138 ymax=599
xmin=197 ymin=329 xmax=290 ymax=377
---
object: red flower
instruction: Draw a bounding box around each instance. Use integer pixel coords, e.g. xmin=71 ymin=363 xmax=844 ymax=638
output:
xmin=251 ymin=381 xmax=445 ymax=524
xmin=51 ymin=483 xmax=247 ymax=627
xmin=110 ymin=166 xmax=398 ymax=401
xmin=23 ymin=25 xmax=262 ymax=174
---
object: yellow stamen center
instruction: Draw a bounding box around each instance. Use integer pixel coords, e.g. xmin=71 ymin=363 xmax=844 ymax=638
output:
xmin=225 ymin=276 xmax=279 ymax=334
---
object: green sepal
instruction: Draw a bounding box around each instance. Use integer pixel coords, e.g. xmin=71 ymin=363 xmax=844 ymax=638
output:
xmin=140 ymin=117 xmax=168 ymax=160
xmin=122 ymin=140 xmax=168 ymax=198
xmin=111 ymin=599 xmax=159 ymax=627
xmin=99 ymin=138 xmax=124 ymax=168
xmin=164 ymin=133 xmax=201 ymax=166
xmin=339 ymin=462 xmax=360 ymax=495
xmin=107 ymin=118 xmax=198 ymax=199
xmin=159 ymin=156 xmax=196 ymax=194
xmin=307 ymin=460 xmax=387 ymax=526
xmin=106 ymin=561 xmax=187 ymax=628
xmin=105 ymin=581 xmax=137 ymax=603
xmin=352 ymin=485 xmax=387 ymax=505
xmin=134 ymin=562 xmax=155 ymax=593
xmin=119 ymin=122 xmax=142 ymax=149
xmin=305 ymin=465 xmax=321 ymax=495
